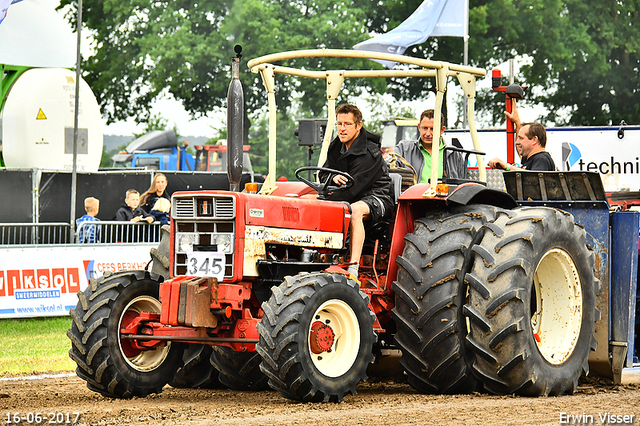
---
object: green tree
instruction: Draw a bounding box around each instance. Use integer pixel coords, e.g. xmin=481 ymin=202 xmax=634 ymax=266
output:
xmin=248 ymin=108 xmax=323 ymax=180
xmin=59 ymin=0 xmax=383 ymax=124
xmin=363 ymin=92 xmax=416 ymax=134
xmin=539 ymin=1 xmax=639 ymax=125
xmin=379 ymin=0 xmax=640 ymax=126
xmin=99 ymin=145 xmax=112 ymax=168
xmin=61 ymin=0 xmax=640 ymax=135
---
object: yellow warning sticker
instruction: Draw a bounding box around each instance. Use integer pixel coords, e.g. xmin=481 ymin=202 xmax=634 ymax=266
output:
xmin=36 ymin=109 xmax=47 ymax=120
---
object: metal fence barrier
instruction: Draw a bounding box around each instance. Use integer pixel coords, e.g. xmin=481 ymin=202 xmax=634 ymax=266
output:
xmin=0 ymin=222 xmax=163 ymax=246
xmin=0 ymin=223 xmax=72 ymax=245
xmin=0 ymin=171 xmax=504 ymax=246
xmin=75 ymin=221 xmax=163 ymax=244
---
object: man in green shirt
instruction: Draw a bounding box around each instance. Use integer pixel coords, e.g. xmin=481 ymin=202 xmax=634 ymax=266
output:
xmin=394 ymin=109 xmax=466 ymax=183
xmin=418 ymin=136 xmax=446 ymax=183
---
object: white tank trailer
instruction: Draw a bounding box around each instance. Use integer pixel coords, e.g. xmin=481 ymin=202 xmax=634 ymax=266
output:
xmin=1 ymin=67 xmax=103 ymax=171
xmin=0 ymin=0 xmax=103 ymax=172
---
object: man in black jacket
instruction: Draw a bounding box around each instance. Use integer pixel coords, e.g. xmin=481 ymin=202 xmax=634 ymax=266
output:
xmin=321 ymin=104 xmax=394 ymax=277
xmin=488 ymin=100 xmax=556 ymax=171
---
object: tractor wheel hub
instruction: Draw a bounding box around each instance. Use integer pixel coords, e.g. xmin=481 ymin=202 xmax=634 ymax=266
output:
xmin=310 ymin=321 xmax=335 ymax=354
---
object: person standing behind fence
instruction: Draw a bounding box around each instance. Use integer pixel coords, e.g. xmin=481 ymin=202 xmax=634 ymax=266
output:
xmin=140 ymin=173 xmax=170 ymax=214
xmin=115 ymin=189 xmax=154 ymax=223
xmin=114 ymin=189 xmax=154 ymax=243
xmin=148 ymin=197 xmax=171 ymax=242
xmin=76 ymin=197 xmax=100 ymax=243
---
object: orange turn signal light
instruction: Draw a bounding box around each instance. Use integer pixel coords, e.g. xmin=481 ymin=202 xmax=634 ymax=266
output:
xmin=244 ymin=182 xmax=258 ymax=193
xmin=435 ymin=183 xmax=449 ymax=197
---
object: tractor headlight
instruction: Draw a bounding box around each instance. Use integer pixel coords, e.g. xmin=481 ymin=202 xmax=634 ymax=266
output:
xmin=177 ymin=233 xmax=199 ymax=253
xmin=212 ymin=234 xmax=233 ymax=254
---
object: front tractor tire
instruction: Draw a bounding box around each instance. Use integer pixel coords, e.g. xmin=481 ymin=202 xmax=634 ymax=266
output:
xmin=67 ymin=271 xmax=183 ymax=398
xmin=257 ymin=272 xmax=376 ymax=402
xmin=392 ymin=206 xmax=501 ymax=394
xmin=464 ymin=207 xmax=599 ymax=396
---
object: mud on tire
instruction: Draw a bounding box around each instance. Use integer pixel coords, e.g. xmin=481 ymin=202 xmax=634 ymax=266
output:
xmin=464 ymin=207 xmax=599 ymax=396
xmin=257 ymin=272 xmax=376 ymax=402
xmin=150 ymin=224 xmax=171 ymax=280
xmin=67 ymin=271 xmax=183 ymax=398
xmin=392 ymin=205 xmax=503 ymax=394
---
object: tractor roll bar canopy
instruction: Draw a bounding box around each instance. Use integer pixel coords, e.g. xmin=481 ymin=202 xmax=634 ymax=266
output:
xmin=248 ymin=49 xmax=487 ymax=196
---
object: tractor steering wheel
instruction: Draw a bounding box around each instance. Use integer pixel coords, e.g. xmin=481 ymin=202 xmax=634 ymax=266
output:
xmin=295 ymin=167 xmax=354 ymax=199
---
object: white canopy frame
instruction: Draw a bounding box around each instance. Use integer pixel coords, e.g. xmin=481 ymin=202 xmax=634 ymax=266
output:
xmin=247 ymin=49 xmax=486 ymax=196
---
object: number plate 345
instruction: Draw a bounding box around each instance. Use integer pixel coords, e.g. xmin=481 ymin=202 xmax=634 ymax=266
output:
xmin=186 ymin=252 xmax=225 ymax=280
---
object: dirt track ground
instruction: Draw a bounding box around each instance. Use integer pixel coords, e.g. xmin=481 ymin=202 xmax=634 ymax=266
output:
xmin=1 ymin=372 xmax=639 ymax=426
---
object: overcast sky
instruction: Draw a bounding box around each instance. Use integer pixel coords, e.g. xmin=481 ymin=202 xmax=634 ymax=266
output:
xmin=103 ymin=94 xmax=225 ymax=137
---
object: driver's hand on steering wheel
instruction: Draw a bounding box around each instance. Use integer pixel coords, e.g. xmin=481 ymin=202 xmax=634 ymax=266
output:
xmin=333 ymin=175 xmax=349 ymax=186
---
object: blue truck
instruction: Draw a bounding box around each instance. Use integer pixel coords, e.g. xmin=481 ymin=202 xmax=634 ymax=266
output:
xmin=111 ymin=129 xmax=258 ymax=176
xmin=111 ymin=129 xmax=196 ymax=171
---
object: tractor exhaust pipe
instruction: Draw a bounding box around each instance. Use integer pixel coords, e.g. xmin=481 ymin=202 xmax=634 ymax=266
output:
xmin=227 ymin=45 xmax=244 ymax=192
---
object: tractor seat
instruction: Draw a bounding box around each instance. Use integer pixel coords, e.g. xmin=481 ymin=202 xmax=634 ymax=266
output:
xmin=389 ymin=172 xmax=403 ymax=203
xmin=387 ymin=153 xmax=417 ymax=195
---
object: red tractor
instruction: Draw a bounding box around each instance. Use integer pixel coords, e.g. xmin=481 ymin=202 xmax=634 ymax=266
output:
xmin=69 ymin=48 xmax=638 ymax=402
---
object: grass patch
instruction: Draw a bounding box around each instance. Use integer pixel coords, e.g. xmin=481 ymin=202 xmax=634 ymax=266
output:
xmin=0 ymin=316 xmax=75 ymax=376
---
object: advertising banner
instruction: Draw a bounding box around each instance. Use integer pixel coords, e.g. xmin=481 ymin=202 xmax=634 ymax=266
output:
xmin=0 ymin=244 xmax=156 ymax=318
xmin=445 ymin=126 xmax=640 ymax=192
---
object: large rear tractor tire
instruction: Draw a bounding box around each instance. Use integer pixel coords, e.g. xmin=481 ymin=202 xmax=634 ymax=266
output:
xmin=464 ymin=207 xmax=599 ymax=396
xmin=209 ymin=346 xmax=270 ymax=391
xmin=257 ymin=272 xmax=376 ymax=402
xmin=150 ymin=224 xmax=171 ymax=280
xmin=67 ymin=271 xmax=183 ymax=398
xmin=392 ymin=206 xmax=501 ymax=394
xmin=169 ymin=344 xmax=222 ymax=389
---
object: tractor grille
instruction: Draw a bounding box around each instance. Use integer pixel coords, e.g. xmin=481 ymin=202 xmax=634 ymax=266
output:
xmin=174 ymin=198 xmax=196 ymax=217
xmin=172 ymin=194 xmax=236 ymax=279
xmin=214 ymin=198 xmax=235 ymax=218
xmin=173 ymin=195 xmax=236 ymax=219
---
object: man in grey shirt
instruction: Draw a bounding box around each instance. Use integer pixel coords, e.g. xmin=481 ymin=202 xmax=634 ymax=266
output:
xmin=394 ymin=109 xmax=467 ymax=183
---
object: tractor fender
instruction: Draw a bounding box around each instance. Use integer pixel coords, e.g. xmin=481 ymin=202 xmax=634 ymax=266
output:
xmin=447 ymin=182 xmax=518 ymax=209
xmin=397 ymin=182 xmax=518 ymax=210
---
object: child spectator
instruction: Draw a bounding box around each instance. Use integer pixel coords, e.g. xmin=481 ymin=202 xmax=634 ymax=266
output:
xmin=114 ymin=189 xmax=154 ymax=242
xmin=149 ymin=197 xmax=170 ymax=226
xmin=76 ymin=197 xmax=101 ymax=243
xmin=115 ymin=189 xmax=154 ymax=223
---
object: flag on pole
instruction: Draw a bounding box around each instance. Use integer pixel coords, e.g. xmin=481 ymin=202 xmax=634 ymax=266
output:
xmin=354 ymin=0 xmax=468 ymax=68
xmin=0 ymin=0 xmax=24 ymax=25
